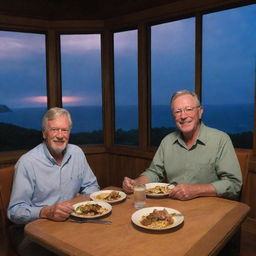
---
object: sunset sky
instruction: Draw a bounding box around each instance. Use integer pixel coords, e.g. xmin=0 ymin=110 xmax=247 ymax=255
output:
xmin=0 ymin=3 xmax=255 ymax=109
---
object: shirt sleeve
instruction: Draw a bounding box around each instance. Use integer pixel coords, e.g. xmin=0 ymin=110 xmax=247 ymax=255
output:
xmin=7 ymin=159 xmax=43 ymax=224
xmin=79 ymin=153 xmax=100 ymax=195
xmin=140 ymin=140 xmax=166 ymax=182
xmin=210 ymin=135 xmax=242 ymax=200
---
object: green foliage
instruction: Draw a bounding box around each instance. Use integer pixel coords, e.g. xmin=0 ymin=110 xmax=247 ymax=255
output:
xmin=151 ymin=127 xmax=176 ymax=146
xmin=229 ymin=131 xmax=253 ymax=148
xmin=69 ymin=130 xmax=103 ymax=145
xmin=0 ymin=122 xmax=42 ymax=151
xmin=115 ymin=128 xmax=138 ymax=146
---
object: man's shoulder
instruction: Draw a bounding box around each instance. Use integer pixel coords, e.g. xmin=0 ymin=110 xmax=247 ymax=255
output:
xmin=67 ymin=144 xmax=84 ymax=154
xmin=201 ymin=124 xmax=232 ymax=146
xmin=19 ymin=143 xmax=44 ymax=160
xmin=160 ymin=130 xmax=179 ymax=144
xmin=203 ymin=124 xmax=229 ymax=138
xmin=15 ymin=143 xmax=44 ymax=169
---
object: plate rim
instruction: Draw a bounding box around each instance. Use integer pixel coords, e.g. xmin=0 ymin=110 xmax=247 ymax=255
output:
xmin=71 ymin=200 xmax=112 ymax=219
xmin=90 ymin=190 xmax=127 ymax=203
xmin=145 ymin=183 xmax=174 ymax=197
xmin=131 ymin=206 xmax=184 ymax=230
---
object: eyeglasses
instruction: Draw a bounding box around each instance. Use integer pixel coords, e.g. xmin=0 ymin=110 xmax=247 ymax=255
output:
xmin=48 ymin=128 xmax=70 ymax=135
xmin=173 ymin=106 xmax=200 ymax=116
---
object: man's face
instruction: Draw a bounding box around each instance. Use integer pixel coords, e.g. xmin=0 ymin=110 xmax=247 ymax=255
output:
xmin=172 ymin=94 xmax=203 ymax=136
xmin=43 ymin=115 xmax=71 ymax=155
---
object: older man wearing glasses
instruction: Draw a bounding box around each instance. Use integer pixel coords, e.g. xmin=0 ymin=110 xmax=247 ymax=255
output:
xmin=8 ymin=107 xmax=99 ymax=256
xmin=123 ymin=89 xmax=242 ymax=201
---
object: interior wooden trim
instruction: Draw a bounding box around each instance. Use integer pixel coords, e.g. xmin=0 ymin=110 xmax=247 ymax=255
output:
xmin=104 ymin=0 xmax=255 ymax=29
xmin=46 ymin=30 xmax=61 ymax=108
xmin=79 ymin=145 xmax=107 ymax=155
xmin=102 ymin=29 xmax=115 ymax=147
xmin=138 ymin=23 xmax=150 ymax=150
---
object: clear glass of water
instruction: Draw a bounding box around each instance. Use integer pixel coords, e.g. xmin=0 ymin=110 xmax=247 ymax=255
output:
xmin=133 ymin=183 xmax=146 ymax=209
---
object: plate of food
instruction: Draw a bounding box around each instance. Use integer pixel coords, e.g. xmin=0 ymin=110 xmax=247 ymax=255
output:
xmin=145 ymin=183 xmax=175 ymax=197
xmin=90 ymin=190 xmax=127 ymax=204
xmin=131 ymin=207 xmax=184 ymax=231
xmin=71 ymin=201 xmax=112 ymax=219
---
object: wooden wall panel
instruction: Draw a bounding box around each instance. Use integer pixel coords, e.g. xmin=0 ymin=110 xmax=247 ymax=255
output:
xmin=86 ymin=153 xmax=109 ymax=189
xmin=108 ymin=154 xmax=151 ymax=187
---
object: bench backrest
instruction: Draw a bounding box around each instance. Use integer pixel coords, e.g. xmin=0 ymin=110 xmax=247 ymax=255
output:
xmin=235 ymin=149 xmax=250 ymax=203
xmin=0 ymin=165 xmax=15 ymax=227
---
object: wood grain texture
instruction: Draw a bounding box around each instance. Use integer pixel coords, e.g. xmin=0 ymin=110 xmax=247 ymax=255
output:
xmin=25 ymin=189 xmax=249 ymax=256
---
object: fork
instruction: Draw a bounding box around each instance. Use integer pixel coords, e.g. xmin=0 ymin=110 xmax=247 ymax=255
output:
xmin=69 ymin=218 xmax=112 ymax=224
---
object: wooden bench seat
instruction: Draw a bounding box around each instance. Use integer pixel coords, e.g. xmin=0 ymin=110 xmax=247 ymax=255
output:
xmin=0 ymin=165 xmax=17 ymax=256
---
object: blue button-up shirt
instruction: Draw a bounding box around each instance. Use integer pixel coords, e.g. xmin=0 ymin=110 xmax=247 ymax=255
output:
xmin=8 ymin=142 xmax=100 ymax=224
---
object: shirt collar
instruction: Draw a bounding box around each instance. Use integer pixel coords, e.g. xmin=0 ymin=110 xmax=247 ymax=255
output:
xmin=43 ymin=141 xmax=71 ymax=166
xmin=172 ymin=122 xmax=207 ymax=147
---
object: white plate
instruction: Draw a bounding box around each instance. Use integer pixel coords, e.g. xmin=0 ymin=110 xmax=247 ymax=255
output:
xmin=131 ymin=207 xmax=184 ymax=230
xmin=90 ymin=190 xmax=127 ymax=204
xmin=145 ymin=183 xmax=175 ymax=197
xmin=71 ymin=201 xmax=112 ymax=219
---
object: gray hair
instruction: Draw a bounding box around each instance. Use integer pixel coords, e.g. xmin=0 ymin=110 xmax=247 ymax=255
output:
xmin=42 ymin=107 xmax=72 ymax=131
xmin=170 ymin=90 xmax=201 ymax=110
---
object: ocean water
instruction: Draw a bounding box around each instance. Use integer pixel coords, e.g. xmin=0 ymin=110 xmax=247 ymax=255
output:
xmin=0 ymin=104 xmax=253 ymax=134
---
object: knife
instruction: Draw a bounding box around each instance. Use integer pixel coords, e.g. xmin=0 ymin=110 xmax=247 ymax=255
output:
xmin=70 ymin=219 xmax=112 ymax=224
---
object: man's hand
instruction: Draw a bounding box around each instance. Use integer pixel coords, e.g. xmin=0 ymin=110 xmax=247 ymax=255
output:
xmin=169 ymin=184 xmax=217 ymax=200
xmin=122 ymin=176 xmax=150 ymax=193
xmin=122 ymin=177 xmax=136 ymax=193
xmin=40 ymin=201 xmax=74 ymax=221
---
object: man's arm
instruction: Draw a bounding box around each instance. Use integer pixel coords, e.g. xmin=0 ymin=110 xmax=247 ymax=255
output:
xmin=8 ymin=161 xmax=42 ymax=224
xmin=122 ymin=175 xmax=149 ymax=193
xmin=79 ymin=150 xmax=100 ymax=195
xmin=169 ymin=184 xmax=217 ymax=200
xmin=211 ymin=136 xmax=242 ymax=200
xmin=39 ymin=202 xmax=73 ymax=221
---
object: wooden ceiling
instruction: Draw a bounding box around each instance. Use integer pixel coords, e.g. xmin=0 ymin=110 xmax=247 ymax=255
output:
xmin=0 ymin=0 xmax=181 ymax=20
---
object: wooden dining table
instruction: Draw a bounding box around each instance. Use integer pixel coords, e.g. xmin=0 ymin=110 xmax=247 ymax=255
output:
xmin=25 ymin=186 xmax=249 ymax=256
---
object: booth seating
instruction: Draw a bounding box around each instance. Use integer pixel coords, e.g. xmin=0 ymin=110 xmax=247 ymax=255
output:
xmin=0 ymin=165 xmax=16 ymax=256
xmin=0 ymin=149 xmax=251 ymax=256
xmin=235 ymin=149 xmax=250 ymax=203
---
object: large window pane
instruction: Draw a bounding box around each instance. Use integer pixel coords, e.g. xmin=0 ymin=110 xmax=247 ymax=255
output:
xmin=202 ymin=4 xmax=256 ymax=149
xmin=0 ymin=31 xmax=47 ymax=151
xmin=151 ymin=18 xmax=195 ymax=146
xmin=60 ymin=34 xmax=103 ymax=145
xmin=114 ymin=30 xmax=138 ymax=146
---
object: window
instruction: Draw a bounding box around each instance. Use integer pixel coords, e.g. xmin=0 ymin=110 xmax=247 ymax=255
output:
xmin=0 ymin=31 xmax=47 ymax=151
xmin=202 ymin=4 xmax=256 ymax=148
xmin=60 ymin=34 xmax=103 ymax=145
xmin=114 ymin=30 xmax=138 ymax=146
xmin=151 ymin=18 xmax=195 ymax=146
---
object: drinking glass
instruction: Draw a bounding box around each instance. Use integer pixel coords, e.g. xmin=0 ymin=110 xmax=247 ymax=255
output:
xmin=133 ymin=183 xmax=146 ymax=209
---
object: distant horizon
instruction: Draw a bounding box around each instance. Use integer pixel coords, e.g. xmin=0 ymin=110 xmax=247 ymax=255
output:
xmin=1 ymin=102 xmax=254 ymax=110
xmin=0 ymin=104 xmax=253 ymax=134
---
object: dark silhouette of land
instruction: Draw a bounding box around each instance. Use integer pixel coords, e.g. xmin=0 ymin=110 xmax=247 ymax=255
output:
xmin=0 ymin=104 xmax=11 ymax=113
xmin=0 ymin=123 xmax=252 ymax=151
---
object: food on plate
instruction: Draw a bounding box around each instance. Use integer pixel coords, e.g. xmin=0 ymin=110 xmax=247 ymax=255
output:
xmin=140 ymin=209 xmax=174 ymax=228
xmin=74 ymin=203 xmax=108 ymax=217
xmin=146 ymin=185 xmax=170 ymax=195
xmin=96 ymin=191 xmax=121 ymax=201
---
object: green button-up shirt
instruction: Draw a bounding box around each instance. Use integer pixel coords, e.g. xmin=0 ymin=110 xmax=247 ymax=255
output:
xmin=141 ymin=123 xmax=242 ymax=199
